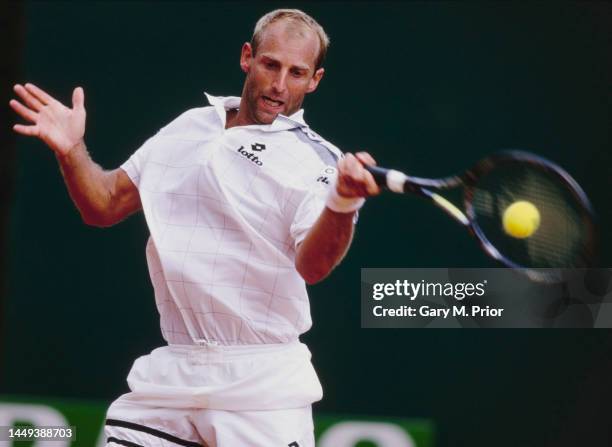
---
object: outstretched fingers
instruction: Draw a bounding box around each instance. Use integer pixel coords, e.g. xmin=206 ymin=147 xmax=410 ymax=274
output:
xmin=13 ymin=124 xmax=39 ymax=137
xmin=24 ymin=83 xmax=56 ymax=107
xmin=13 ymin=84 xmax=45 ymax=112
xmin=9 ymin=99 xmax=38 ymax=123
xmin=10 ymin=82 xmax=86 ymax=153
xmin=72 ymin=86 xmax=85 ymax=110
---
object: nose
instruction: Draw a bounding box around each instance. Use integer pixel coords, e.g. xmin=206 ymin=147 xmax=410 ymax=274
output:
xmin=272 ymin=69 xmax=288 ymax=95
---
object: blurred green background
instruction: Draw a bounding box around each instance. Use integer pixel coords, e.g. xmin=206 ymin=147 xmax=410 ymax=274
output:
xmin=2 ymin=2 xmax=611 ymax=446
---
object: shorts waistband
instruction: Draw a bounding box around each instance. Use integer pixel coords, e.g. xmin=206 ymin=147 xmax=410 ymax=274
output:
xmin=166 ymin=340 xmax=302 ymax=358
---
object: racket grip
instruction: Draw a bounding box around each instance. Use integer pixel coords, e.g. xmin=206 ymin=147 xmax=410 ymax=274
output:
xmin=364 ymin=165 xmax=388 ymax=185
xmin=365 ymin=165 xmax=407 ymax=193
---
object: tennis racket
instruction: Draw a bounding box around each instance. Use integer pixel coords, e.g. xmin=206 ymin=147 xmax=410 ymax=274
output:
xmin=365 ymin=150 xmax=597 ymax=283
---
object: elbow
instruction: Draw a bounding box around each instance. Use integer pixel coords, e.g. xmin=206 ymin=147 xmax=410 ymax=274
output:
xmin=296 ymin=261 xmax=330 ymax=285
xmin=301 ymin=272 xmax=326 ymax=286
xmin=295 ymin=243 xmax=334 ymax=285
xmin=81 ymin=210 xmax=116 ymax=228
xmin=302 ymin=273 xmax=324 ymax=286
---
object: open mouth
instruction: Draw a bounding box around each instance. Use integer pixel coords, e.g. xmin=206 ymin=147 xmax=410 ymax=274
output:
xmin=262 ymin=96 xmax=284 ymax=108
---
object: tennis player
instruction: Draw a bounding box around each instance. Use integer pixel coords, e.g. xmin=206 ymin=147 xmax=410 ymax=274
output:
xmin=10 ymin=9 xmax=379 ymax=446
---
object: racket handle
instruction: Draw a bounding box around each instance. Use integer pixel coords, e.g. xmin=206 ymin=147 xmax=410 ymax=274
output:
xmin=365 ymin=165 xmax=407 ymax=193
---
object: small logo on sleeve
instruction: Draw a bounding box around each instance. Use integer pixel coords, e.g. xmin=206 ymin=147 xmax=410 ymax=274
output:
xmin=316 ymin=166 xmax=336 ymax=185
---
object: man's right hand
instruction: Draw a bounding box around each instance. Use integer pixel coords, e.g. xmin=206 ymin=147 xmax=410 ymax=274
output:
xmin=10 ymin=83 xmax=86 ymax=158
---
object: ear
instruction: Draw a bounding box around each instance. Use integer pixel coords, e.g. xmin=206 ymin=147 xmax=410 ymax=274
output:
xmin=306 ymin=67 xmax=325 ymax=94
xmin=240 ymin=42 xmax=253 ymax=73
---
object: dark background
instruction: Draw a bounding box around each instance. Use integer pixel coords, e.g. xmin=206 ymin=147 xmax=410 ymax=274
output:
xmin=2 ymin=2 xmax=611 ymax=446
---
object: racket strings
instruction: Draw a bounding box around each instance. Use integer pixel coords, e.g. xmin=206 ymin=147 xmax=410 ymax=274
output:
xmin=469 ymin=163 xmax=594 ymax=269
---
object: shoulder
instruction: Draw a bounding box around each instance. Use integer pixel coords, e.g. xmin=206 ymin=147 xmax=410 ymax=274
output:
xmin=288 ymin=126 xmax=344 ymax=167
xmin=129 ymin=106 xmax=218 ymax=165
xmin=279 ymin=127 xmax=343 ymax=192
xmin=156 ymin=106 xmax=219 ymax=140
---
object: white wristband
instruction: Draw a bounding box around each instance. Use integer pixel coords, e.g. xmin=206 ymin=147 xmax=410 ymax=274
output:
xmin=325 ymin=186 xmax=365 ymax=213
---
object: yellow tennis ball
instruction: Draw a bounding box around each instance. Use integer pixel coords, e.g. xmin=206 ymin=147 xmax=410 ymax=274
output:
xmin=502 ymin=200 xmax=541 ymax=239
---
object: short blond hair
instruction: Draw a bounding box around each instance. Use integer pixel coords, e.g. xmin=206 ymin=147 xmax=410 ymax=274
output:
xmin=251 ymin=9 xmax=330 ymax=70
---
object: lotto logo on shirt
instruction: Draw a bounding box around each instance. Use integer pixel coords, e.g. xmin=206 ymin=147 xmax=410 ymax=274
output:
xmin=237 ymin=143 xmax=266 ymax=166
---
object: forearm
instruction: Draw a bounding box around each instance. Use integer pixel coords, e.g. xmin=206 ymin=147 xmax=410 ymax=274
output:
xmin=56 ymin=141 xmax=117 ymax=226
xmin=11 ymin=83 xmax=139 ymax=226
xmin=295 ymin=207 xmax=356 ymax=285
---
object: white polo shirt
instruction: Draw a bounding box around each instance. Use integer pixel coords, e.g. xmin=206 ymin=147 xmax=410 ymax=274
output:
xmin=121 ymin=93 xmax=342 ymax=346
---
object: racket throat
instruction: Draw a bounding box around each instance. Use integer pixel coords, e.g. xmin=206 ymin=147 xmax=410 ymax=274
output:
xmin=430 ymin=193 xmax=470 ymax=226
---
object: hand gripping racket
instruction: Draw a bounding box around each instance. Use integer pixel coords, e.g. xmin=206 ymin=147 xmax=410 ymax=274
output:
xmin=365 ymin=150 xmax=597 ymax=282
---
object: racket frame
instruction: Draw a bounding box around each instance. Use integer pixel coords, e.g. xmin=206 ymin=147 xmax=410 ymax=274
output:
xmin=365 ymin=150 xmax=597 ymax=281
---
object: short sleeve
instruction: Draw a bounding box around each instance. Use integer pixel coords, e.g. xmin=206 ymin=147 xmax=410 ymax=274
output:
xmin=287 ymin=151 xmax=368 ymax=247
xmin=290 ymin=188 xmax=328 ymax=248
xmin=120 ymin=134 xmax=160 ymax=189
xmin=119 ymin=107 xmax=212 ymax=189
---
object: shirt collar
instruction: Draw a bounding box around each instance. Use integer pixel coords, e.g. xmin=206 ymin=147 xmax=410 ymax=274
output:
xmin=204 ymin=92 xmax=308 ymax=131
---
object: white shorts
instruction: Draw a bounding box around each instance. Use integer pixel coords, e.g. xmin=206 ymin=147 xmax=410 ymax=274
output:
xmin=104 ymin=341 xmax=322 ymax=447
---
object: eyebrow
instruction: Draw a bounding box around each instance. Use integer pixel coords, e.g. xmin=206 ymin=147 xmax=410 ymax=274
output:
xmin=260 ymin=54 xmax=310 ymax=72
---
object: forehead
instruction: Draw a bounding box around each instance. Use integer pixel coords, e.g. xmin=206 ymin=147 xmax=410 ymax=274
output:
xmin=256 ymin=20 xmax=320 ymax=70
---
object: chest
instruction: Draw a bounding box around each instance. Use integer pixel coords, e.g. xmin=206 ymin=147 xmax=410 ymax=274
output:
xmin=140 ymin=128 xmax=326 ymax=229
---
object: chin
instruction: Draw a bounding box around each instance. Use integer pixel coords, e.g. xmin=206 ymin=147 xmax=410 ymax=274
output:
xmin=255 ymin=111 xmax=278 ymax=125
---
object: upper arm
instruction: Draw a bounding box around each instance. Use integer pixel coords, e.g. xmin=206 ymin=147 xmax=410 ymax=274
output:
xmin=105 ymin=167 xmax=142 ymax=225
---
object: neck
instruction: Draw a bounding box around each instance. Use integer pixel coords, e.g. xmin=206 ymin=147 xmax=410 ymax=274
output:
xmin=225 ymin=109 xmax=241 ymax=129
xmin=225 ymin=96 xmax=257 ymax=129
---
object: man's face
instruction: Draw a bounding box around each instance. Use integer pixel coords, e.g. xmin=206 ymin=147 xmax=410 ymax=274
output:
xmin=239 ymin=20 xmax=325 ymax=125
